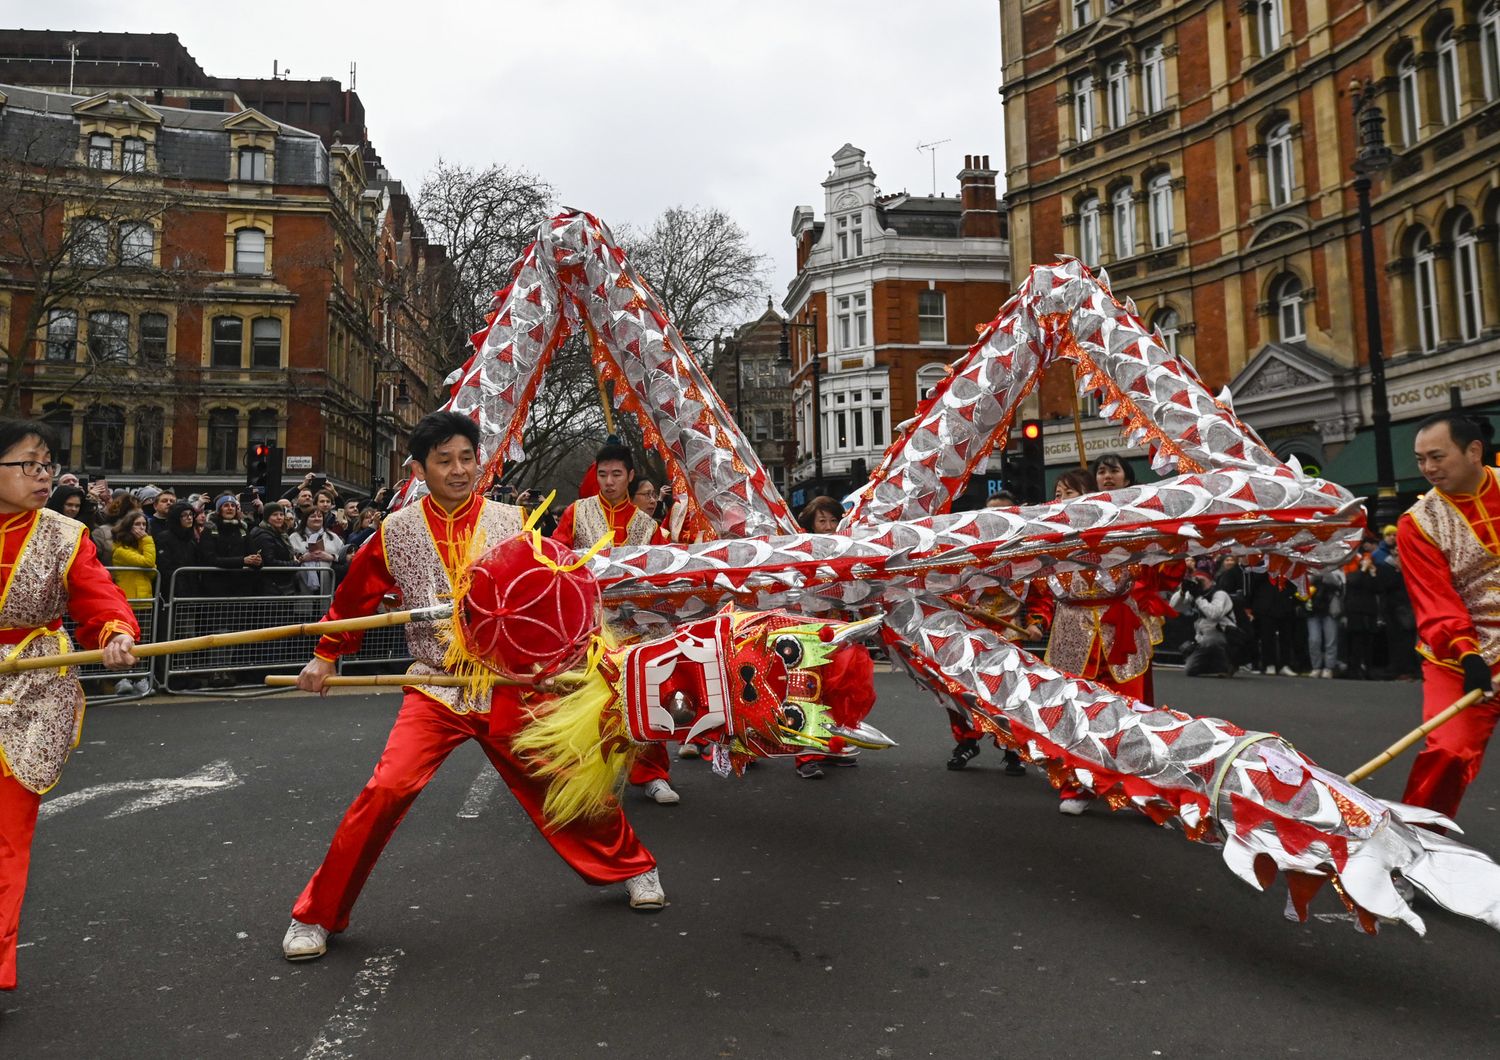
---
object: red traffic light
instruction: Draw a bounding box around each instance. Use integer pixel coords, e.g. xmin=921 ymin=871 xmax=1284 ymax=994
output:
xmin=1021 ymin=420 xmax=1042 ymax=441
xmin=253 ymin=443 xmax=270 ymax=458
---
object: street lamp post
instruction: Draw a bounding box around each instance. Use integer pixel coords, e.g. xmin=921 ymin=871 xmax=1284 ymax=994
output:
xmin=1351 ymin=77 xmax=1397 ymax=526
xmin=779 ymin=311 xmax=821 ymax=497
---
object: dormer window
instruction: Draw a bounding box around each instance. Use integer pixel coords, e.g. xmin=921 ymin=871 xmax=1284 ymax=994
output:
xmin=238 ymin=147 xmax=268 ymax=182
xmin=121 ymin=137 xmax=147 ymax=173
xmin=88 ymin=134 xmax=113 ymax=169
xmin=836 ymin=212 xmax=863 ymax=260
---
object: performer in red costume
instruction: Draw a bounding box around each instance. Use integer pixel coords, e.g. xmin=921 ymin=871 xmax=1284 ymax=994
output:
xmin=1398 ymin=412 xmax=1500 ymax=820
xmin=551 ymin=438 xmax=680 ymax=803
xmin=1030 ymin=468 xmax=1177 ymax=815
xmin=0 ymin=419 xmax=139 ymax=991
xmin=282 ymin=413 xmax=662 ymax=963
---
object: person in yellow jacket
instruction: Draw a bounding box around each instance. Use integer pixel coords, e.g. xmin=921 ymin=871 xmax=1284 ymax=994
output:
xmin=108 ymin=509 xmax=158 ymax=606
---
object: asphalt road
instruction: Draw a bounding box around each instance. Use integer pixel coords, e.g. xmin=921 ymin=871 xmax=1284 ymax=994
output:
xmin=3 ymin=669 xmax=1499 ymax=1058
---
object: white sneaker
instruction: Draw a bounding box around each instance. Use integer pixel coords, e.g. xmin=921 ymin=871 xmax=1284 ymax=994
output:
xmin=282 ymin=919 xmax=329 ymax=961
xmin=643 ymin=779 xmax=680 ymax=805
xmin=1319 ymin=668 xmax=1333 ymax=679
xmin=1279 ymin=666 xmax=1297 ymax=677
xmin=134 ymin=677 xmax=152 ymax=695
xmin=114 ymin=677 xmax=135 ymax=695
xmin=1058 ymin=798 xmax=1090 ymax=816
xmin=677 ymin=743 xmax=701 ymax=759
xmin=625 ymin=868 xmax=666 ymax=911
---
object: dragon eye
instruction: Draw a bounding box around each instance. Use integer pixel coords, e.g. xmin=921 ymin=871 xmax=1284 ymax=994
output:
xmin=780 ymin=704 xmax=806 ymax=731
xmin=773 ymin=635 xmax=803 ymax=667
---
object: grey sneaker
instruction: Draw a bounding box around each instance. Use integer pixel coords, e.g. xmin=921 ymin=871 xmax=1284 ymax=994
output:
xmin=282 ymin=919 xmax=330 ymax=961
xmin=1058 ymin=797 xmax=1090 ymax=816
xmin=643 ymin=779 xmax=680 ymax=805
xmin=625 ymin=868 xmax=666 ymax=911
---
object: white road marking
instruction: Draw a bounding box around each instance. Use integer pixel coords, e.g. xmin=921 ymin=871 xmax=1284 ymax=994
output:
xmin=39 ymin=760 xmax=243 ymax=820
xmin=457 ymin=767 xmax=498 ymax=819
xmin=303 ymin=949 xmax=403 ymax=1060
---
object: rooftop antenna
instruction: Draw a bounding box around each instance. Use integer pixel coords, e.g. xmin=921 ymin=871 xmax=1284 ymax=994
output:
xmin=916 ymin=138 xmax=951 ymax=195
xmin=350 ymin=61 xmax=357 ymax=90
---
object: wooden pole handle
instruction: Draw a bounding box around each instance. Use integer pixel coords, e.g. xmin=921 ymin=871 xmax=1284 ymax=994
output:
xmin=1344 ymin=689 xmax=1487 ymax=784
xmin=0 ymin=605 xmax=451 ymax=676
xmin=263 ymin=670 xmax=587 ymax=690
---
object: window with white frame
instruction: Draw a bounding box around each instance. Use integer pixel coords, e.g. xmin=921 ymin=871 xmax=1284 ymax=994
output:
xmin=234 ymin=228 xmax=266 ymax=275
xmin=121 ymin=137 xmax=147 ymax=173
xmin=1112 ymin=186 xmax=1135 ymax=258
xmin=1483 ymin=1 xmax=1500 ymax=102
xmin=1106 ymin=58 xmax=1130 ymax=127
xmin=45 ymin=309 xmax=77 ymax=362
xmin=87 ymin=134 xmax=113 ymax=169
xmin=1256 ymin=0 xmax=1283 ymax=56
xmin=917 ymin=290 xmax=946 ymax=343
xmin=836 ymin=212 xmax=864 ymax=260
xmin=87 ymin=310 xmax=130 ymax=362
xmin=917 ymin=363 xmax=947 ymax=401
xmin=72 ymin=217 xmax=109 ymax=266
xmin=251 ymin=317 xmax=282 ymax=368
xmin=237 ymin=147 xmax=268 ymax=182
xmin=139 ymin=312 xmax=168 ymax=364
xmin=1273 ymin=274 xmax=1306 ymax=343
xmin=1397 ymin=53 xmax=1422 ymax=147
xmin=119 ymin=221 xmax=153 ymax=267
xmin=1437 ymin=27 xmax=1462 ymax=126
xmin=212 ymin=316 xmax=243 ymax=367
xmin=1079 ymin=196 xmax=1101 ymax=265
xmin=1413 ymin=231 xmax=1440 ymax=352
xmin=1266 ymin=121 xmax=1294 ymax=207
xmin=1153 ymin=308 xmax=1181 ymax=357
xmin=1073 ymin=0 xmax=1091 ymax=30
xmin=836 ymin=293 xmax=868 ymax=349
xmin=825 ymin=384 xmax=889 ymax=452
xmin=1142 ymin=44 xmax=1166 ymax=113
xmin=1148 ymin=174 xmax=1173 ymax=248
xmin=1074 ymin=74 xmax=1095 ymax=141
xmin=1453 ymin=214 xmax=1483 ymax=343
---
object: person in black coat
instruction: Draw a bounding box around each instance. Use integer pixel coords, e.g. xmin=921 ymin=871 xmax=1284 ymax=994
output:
xmin=199 ymin=494 xmax=262 ymax=597
xmin=152 ymin=501 xmax=203 ymax=601
xmin=1244 ymin=558 xmax=1299 ymax=675
xmin=247 ymin=506 xmax=299 ymax=596
xmin=1342 ymin=551 xmax=1392 ymax=680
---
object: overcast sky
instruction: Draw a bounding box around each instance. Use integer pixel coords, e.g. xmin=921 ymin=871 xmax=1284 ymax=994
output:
xmin=29 ymin=1 xmax=1006 ymax=301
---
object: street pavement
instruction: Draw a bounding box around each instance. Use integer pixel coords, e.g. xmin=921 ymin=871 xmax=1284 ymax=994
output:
xmin=3 ymin=668 xmax=1499 ymax=1058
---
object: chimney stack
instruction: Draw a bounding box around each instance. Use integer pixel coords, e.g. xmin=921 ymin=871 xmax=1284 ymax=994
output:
xmin=958 ymin=154 xmax=1001 ymax=239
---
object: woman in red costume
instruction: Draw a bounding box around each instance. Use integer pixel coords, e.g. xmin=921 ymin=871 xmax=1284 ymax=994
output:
xmin=0 ymin=419 xmax=139 ymax=991
xmin=1030 ymin=464 xmax=1176 ymax=814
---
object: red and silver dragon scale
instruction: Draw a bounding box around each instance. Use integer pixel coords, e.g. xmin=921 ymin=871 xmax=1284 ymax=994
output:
xmin=407 ymin=210 xmax=1500 ymax=938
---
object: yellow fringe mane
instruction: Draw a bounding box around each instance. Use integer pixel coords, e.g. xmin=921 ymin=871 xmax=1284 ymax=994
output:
xmin=511 ymin=628 xmax=636 ymax=830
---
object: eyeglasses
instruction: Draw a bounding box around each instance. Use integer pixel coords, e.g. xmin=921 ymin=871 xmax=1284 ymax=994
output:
xmin=0 ymin=460 xmax=61 ymax=479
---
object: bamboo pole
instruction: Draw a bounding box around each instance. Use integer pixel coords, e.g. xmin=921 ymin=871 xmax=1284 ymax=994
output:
xmin=948 ymin=598 xmax=1033 ymax=641
xmin=0 ymin=605 xmax=452 ymax=676
xmin=1070 ymin=379 xmax=1089 ymax=470
xmin=264 ymin=671 xmax=587 ymax=690
xmin=1345 ymin=689 xmax=1485 ymax=784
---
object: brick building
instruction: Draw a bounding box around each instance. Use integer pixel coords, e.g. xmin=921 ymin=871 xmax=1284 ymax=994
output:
xmin=999 ymin=0 xmax=1500 ymax=491
xmin=709 ymin=301 xmax=792 ymax=496
xmin=0 ymin=31 xmax=448 ymax=494
xmin=784 ymin=145 xmax=1010 ymax=508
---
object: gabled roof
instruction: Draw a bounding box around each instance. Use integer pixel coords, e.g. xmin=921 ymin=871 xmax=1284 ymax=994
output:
xmin=221 ymin=108 xmax=280 ymax=133
xmin=71 ymin=91 xmax=162 ymax=124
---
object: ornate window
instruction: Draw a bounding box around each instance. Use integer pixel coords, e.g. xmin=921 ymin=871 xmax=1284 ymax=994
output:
xmin=234 ymin=228 xmax=266 ymax=275
xmin=87 ymin=311 xmax=130 ymax=362
xmin=1106 ymin=58 xmax=1130 ymax=128
xmin=121 ymin=137 xmax=147 ymax=173
xmin=1153 ymin=308 xmax=1181 ymax=358
xmin=1266 ymin=121 xmax=1294 ymax=208
xmin=87 ymin=134 xmax=113 ymax=169
xmin=1483 ymin=1 xmax=1500 ymax=102
xmin=917 ymin=363 xmax=947 ymax=401
xmin=1413 ymin=230 xmax=1440 ymax=352
xmin=917 ymin=290 xmax=946 ymax=343
xmin=836 ymin=293 xmax=868 ymax=350
xmin=45 ymin=309 xmax=77 ymax=362
xmin=1272 ymin=274 xmax=1306 ymax=343
xmin=212 ymin=316 xmax=243 ymax=368
xmin=1148 ymin=173 xmax=1173 ymax=248
xmin=1112 ymin=186 xmax=1135 ymax=259
xmin=119 ymin=221 xmax=154 ymax=267
xmin=237 ymin=147 xmax=267 ymax=182
xmin=82 ymin=405 xmax=125 ymax=470
xmin=1073 ymin=0 xmax=1092 ymax=30
xmin=1453 ymin=213 xmax=1483 ymax=343
xmin=834 ymin=212 xmax=863 ymax=259
xmin=1078 ymin=196 xmax=1101 ymax=265
xmin=251 ymin=317 xmax=282 ymax=368
xmin=1437 ymin=27 xmax=1462 ymax=126
xmin=207 ymin=408 xmax=239 ymax=473
xmin=1074 ymin=74 xmax=1095 ymax=142
xmin=1142 ymin=44 xmax=1167 ymax=114
xmin=71 ymin=217 xmax=109 ymax=266
xmin=1255 ymin=0 xmax=1284 ymax=56
xmin=134 ymin=407 xmax=164 ymax=473
xmin=1397 ymin=53 xmax=1422 ymax=147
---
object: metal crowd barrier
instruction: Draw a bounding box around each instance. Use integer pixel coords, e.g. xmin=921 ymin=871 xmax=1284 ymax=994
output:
xmin=69 ymin=566 xmax=157 ymax=704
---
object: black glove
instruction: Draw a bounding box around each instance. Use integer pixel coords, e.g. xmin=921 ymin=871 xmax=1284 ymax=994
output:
xmin=1461 ymin=653 xmax=1494 ymax=697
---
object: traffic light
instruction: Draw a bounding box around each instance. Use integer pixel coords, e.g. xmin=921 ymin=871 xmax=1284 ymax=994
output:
xmin=1014 ymin=419 xmax=1045 ymax=503
xmin=245 ymin=443 xmax=283 ymax=498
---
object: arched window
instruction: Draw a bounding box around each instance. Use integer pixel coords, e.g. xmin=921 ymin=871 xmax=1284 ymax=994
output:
xmin=1153 ymin=308 xmax=1181 ymax=358
xmin=1437 ymin=26 xmax=1462 ymax=126
xmin=1413 ymin=230 xmax=1440 ymax=352
xmin=1266 ymin=121 xmax=1294 ymax=207
xmin=119 ymin=221 xmax=153 ymax=267
xmin=1148 ymin=174 xmax=1173 ymax=248
xmin=207 ymin=408 xmax=239 ymax=473
xmin=234 ymin=228 xmax=266 ymax=275
xmin=1112 ymin=186 xmax=1136 ymax=259
xmin=917 ymin=363 xmax=948 ymax=402
xmin=1452 ymin=213 xmax=1483 ymax=343
xmin=71 ymin=217 xmax=109 ymax=266
xmin=134 ymin=407 xmax=163 ymax=473
xmin=212 ymin=316 xmax=243 ymax=368
xmin=1078 ymin=195 xmax=1101 ymax=265
xmin=87 ymin=311 xmax=129 ymax=362
xmin=1256 ymin=0 xmax=1284 ymax=55
xmin=121 ymin=137 xmax=147 ymax=173
xmin=42 ymin=404 xmax=73 ymax=469
xmin=1106 ymin=58 xmax=1130 ymax=128
xmin=1272 ymin=274 xmax=1306 ymax=343
xmin=1483 ymin=1 xmax=1500 ymax=102
xmin=45 ymin=309 xmax=77 ymax=362
xmin=87 ymin=134 xmax=113 ymax=169
xmin=82 ymin=404 xmax=125 ymax=471
xmin=1397 ymin=52 xmax=1422 ymax=147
